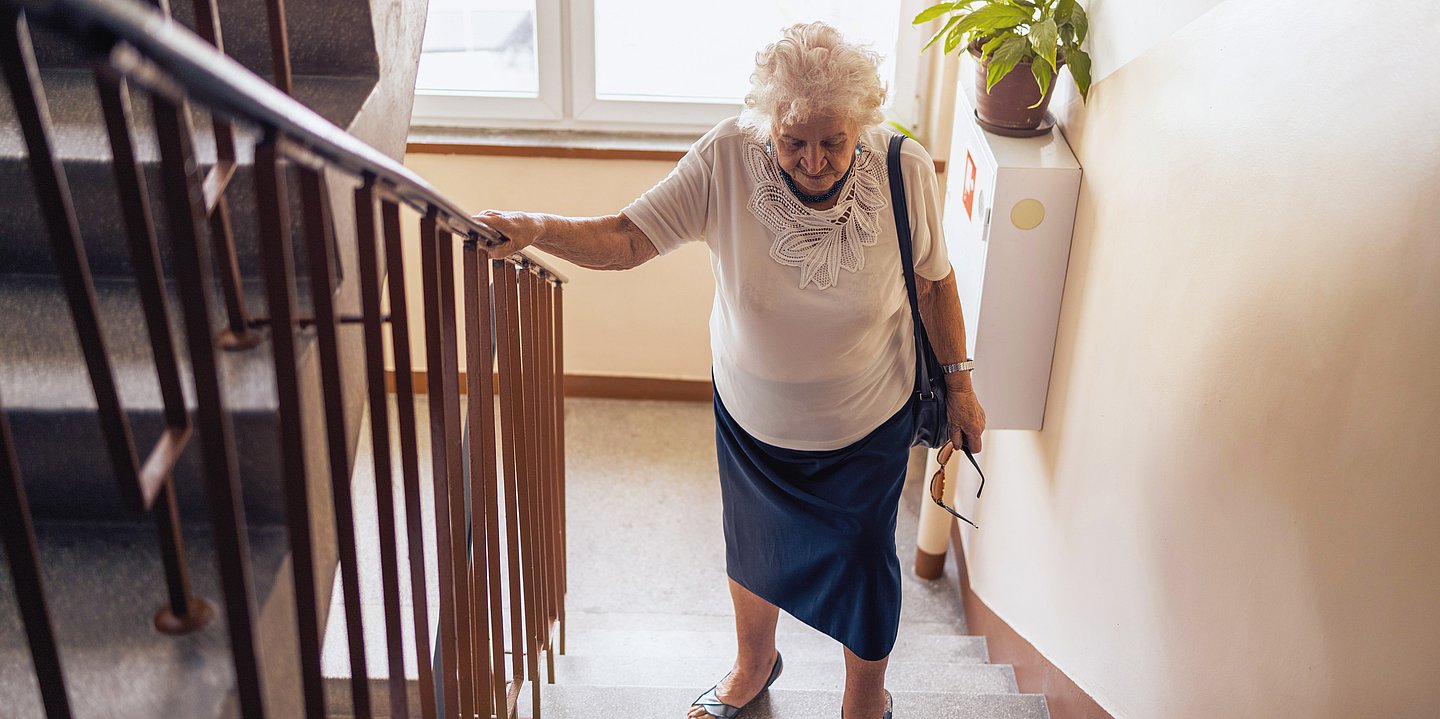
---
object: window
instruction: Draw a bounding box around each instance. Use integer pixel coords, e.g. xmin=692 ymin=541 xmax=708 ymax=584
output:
xmin=412 ymin=0 xmax=930 ymax=134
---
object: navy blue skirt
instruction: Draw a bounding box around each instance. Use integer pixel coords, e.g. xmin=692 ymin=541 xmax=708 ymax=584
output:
xmin=713 ymin=385 xmax=914 ymax=662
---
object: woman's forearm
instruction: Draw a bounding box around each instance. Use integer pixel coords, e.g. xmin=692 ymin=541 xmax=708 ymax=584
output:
xmin=915 ymin=269 xmax=974 ymax=393
xmin=530 ymin=213 xmax=658 ymax=271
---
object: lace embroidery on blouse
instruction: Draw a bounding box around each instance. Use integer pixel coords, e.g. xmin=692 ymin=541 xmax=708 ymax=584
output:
xmin=745 ymin=139 xmax=888 ymax=290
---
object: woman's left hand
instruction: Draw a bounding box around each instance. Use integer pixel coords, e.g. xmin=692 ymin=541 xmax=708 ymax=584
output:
xmin=946 ymin=385 xmax=986 ymax=453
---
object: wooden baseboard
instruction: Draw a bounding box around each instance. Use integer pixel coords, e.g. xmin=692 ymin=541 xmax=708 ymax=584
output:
xmin=384 ymin=370 xmax=713 ymax=402
xmin=950 ymin=524 xmax=1114 ymax=719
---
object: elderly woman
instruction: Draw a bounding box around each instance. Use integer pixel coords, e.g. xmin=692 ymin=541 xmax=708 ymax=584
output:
xmin=476 ymin=22 xmax=984 ymax=719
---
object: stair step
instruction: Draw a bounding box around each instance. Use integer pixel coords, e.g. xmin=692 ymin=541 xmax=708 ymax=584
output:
xmin=0 ymin=521 xmax=295 ymax=719
xmin=565 ymin=610 xmax=965 ymax=639
xmin=562 ymin=628 xmax=989 ymax=664
xmin=0 ymin=68 xmax=374 ymax=278
xmin=518 ymin=684 xmax=1049 ymax=719
xmin=26 ymin=0 xmax=378 ymax=78
xmin=552 ymin=655 xmax=1018 ymax=694
xmin=0 ymin=274 xmax=318 ymax=524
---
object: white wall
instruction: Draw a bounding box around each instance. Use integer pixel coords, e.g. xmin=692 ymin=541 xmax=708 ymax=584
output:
xmin=962 ymin=0 xmax=1440 ymax=716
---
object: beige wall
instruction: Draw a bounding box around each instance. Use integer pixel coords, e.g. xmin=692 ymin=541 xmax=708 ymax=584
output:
xmin=962 ymin=0 xmax=1440 ymax=717
xmin=390 ymin=154 xmax=715 ymax=378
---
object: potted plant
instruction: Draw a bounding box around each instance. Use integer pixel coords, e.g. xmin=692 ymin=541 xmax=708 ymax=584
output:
xmin=914 ymin=0 xmax=1092 ymax=135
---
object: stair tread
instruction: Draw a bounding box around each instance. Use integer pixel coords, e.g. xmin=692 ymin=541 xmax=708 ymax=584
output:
xmin=0 ymin=273 xmax=321 ymax=523
xmin=561 ymin=627 xmax=989 ymax=664
xmin=551 ymin=654 xmax=1018 ymax=694
xmin=0 ymin=273 xmax=307 ymax=412
xmin=565 ymin=609 xmax=966 ymax=638
xmin=519 ymin=684 xmax=1049 ymax=719
xmin=0 ymin=521 xmax=292 ymax=719
xmin=0 ymin=68 xmax=375 ymax=161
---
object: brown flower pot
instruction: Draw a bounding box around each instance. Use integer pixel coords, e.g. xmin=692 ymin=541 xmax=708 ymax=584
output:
xmin=970 ymin=41 xmax=1064 ymax=131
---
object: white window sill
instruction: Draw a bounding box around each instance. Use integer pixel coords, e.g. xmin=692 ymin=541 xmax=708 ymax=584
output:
xmin=406 ymin=126 xmax=702 ymax=161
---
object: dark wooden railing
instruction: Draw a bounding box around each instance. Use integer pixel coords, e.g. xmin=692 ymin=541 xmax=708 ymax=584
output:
xmin=0 ymin=0 xmax=567 ymax=717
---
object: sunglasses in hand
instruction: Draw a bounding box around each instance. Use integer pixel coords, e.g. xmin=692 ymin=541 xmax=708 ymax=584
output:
xmin=929 ymin=438 xmax=986 ymax=529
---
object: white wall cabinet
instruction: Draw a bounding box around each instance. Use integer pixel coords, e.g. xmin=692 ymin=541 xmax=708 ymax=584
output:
xmin=943 ymin=79 xmax=1081 ymax=430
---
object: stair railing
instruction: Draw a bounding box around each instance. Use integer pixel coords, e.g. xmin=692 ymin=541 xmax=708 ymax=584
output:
xmin=0 ymin=1 xmax=568 ymax=718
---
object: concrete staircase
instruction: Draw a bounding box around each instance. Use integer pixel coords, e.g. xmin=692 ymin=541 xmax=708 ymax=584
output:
xmin=521 ymin=398 xmax=1052 ymax=719
xmin=0 ymin=0 xmax=427 ymax=716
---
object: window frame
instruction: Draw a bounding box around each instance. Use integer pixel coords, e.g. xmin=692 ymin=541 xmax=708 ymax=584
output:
xmin=410 ymin=0 xmax=931 ymax=136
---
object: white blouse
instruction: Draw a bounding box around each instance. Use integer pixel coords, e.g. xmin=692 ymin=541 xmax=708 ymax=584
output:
xmin=623 ymin=118 xmax=952 ymax=450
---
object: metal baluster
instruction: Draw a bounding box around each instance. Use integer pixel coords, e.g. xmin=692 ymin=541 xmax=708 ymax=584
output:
xmin=152 ymin=89 xmax=267 ymax=719
xmin=355 ymin=178 xmax=410 ymax=719
xmin=437 ymin=223 xmax=477 ymax=718
xmin=515 ymin=268 xmax=544 ymax=717
xmin=492 ymin=260 xmax=528 ymax=701
xmin=461 ymin=238 xmax=493 ymax=719
xmin=554 ymin=282 xmax=568 ymax=657
xmin=0 ymin=390 xmax=73 ymax=719
xmin=420 ymin=213 xmax=463 ymax=718
xmin=262 ymin=0 xmax=293 ymax=93
xmin=253 ymin=134 xmax=327 ymax=719
xmin=93 ymin=59 xmax=214 ymax=634
xmin=382 ymin=199 xmax=437 ymax=719
xmin=187 ymin=0 xmax=260 ymax=350
xmin=298 ymin=165 xmax=372 ymax=719
xmin=539 ymin=274 xmax=562 ymax=678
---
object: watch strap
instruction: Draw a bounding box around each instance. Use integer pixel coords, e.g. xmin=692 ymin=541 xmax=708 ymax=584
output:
xmin=940 ymin=360 xmax=975 ymax=374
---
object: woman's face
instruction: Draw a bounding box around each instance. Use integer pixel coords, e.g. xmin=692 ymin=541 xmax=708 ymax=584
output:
xmin=770 ymin=116 xmax=861 ymax=196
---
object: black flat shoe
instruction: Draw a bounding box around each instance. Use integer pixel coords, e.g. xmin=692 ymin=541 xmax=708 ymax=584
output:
xmin=689 ymin=651 xmax=784 ymax=718
xmin=840 ymin=688 xmax=892 ymax=719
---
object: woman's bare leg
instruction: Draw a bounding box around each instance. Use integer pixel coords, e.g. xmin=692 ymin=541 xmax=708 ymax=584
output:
xmin=686 ymin=577 xmax=780 ymax=718
xmin=841 ymin=645 xmax=889 ymax=718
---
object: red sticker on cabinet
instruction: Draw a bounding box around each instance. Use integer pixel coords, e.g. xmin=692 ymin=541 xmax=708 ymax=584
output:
xmin=962 ymin=151 xmax=977 ymax=220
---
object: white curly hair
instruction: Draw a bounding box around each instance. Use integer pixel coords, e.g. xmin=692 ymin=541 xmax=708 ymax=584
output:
xmin=737 ymin=22 xmax=888 ymax=144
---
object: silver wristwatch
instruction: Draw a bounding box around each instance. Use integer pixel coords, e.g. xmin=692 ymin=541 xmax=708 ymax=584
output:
xmin=940 ymin=359 xmax=975 ymax=374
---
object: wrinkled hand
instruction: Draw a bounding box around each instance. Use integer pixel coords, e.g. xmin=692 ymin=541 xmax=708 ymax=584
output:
xmin=471 ymin=210 xmax=545 ymax=260
xmin=946 ymin=386 xmax=986 ymax=453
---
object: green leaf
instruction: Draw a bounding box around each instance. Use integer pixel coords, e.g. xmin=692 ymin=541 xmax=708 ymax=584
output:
xmin=985 ymin=34 xmax=1030 ymax=92
xmin=979 ymin=34 xmax=1008 ymax=62
xmin=943 ymin=18 xmax=968 ymax=53
xmin=922 ymin=14 xmax=962 ymax=51
xmin=1028 ymin=17 xmax=1058 ymax=70
xmin=1067 ymin=46 xmax=1092 ymax=98
xmin=1054 ymin=0 xmax=1077 ymax=25
xmin=913 ymin=2 xmax=958 ymax=25
xmin=1069 ymin=2 xmax=1088 ymax=44
xmin=1028 ymin=60 xmax=1053 ymax=108
xmin=955 ymin=4 xmax=1033 ymax=39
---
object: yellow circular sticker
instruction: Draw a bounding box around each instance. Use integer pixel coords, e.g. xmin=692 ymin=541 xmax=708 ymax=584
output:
xmin=1010 ymin=199 xmax=1045 ymax=230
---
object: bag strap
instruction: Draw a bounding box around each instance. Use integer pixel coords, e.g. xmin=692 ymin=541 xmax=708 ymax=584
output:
xmin=887 ymin=133 xmax=935 ymax=401
xmin=889 ymin=135 xmax=985 ymax=471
